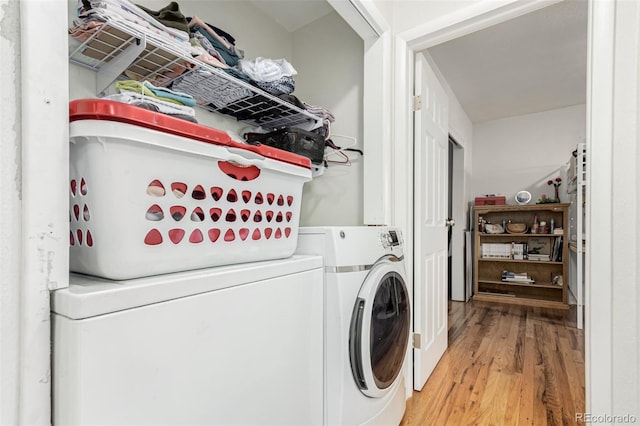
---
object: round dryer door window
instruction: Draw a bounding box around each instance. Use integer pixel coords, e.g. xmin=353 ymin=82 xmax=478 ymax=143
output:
xmin=349 ymin=256 xmax=410 ymax=398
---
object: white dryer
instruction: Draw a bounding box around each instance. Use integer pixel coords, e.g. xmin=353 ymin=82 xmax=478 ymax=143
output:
xmin=51 ymin=255 xmax=324 ymax=426
xmin=296 ymin=227 xmax=411 ymax=426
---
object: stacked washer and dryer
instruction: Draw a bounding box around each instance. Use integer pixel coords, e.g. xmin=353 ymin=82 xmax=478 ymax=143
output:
xmin=54 ymin=101 xmax=411 ymax=426
xmin=297 ymin=226 xmax=412 ymax=426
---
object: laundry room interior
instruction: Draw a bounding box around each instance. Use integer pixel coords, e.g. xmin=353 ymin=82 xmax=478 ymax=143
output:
xmin=3 ymin=0 xmax=640 ymax=424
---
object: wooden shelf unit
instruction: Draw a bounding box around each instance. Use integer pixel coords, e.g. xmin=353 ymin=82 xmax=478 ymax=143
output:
xmin=473 ymin=203 xmax=570 ymax=309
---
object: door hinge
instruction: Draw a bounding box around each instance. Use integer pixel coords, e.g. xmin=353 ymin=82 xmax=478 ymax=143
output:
xmin=413 ymin=95 xmax=422 ymax=111
xmin=413 ymin=333 xmax=422 ymax=349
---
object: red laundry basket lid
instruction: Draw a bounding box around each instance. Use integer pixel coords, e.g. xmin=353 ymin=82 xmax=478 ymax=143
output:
xmin=69 ymin=99 xmax=311 ymax=169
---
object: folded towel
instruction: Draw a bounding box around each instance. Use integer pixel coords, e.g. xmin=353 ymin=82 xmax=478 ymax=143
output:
xmin=114 ymin=80 xmax=196 ymax=107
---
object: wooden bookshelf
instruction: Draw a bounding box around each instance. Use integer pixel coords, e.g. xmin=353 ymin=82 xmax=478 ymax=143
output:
xmin=473 ymin=203 xmax=570 ymax=310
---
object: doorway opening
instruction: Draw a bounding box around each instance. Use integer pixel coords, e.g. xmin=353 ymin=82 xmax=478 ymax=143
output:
xmin=409 ymin=0 xmax=587 ymax=398
xmin=424 ymin=0 xmax=587 ymax=311
xmin=448 ymin=135 xmax=466 ymax=302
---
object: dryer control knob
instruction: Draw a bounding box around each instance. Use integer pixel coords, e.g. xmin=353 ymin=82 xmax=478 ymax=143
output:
xmin=384 ymin=230 xmax=401 ymax=248
xmin=380 ymin=232 xmax=391 ymax=248
xmin=381 ymin=232 xmax=400 ymax=248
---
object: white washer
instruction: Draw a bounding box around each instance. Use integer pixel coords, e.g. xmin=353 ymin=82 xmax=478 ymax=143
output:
xmin=296 ymin=227 xmax=410 ymax=426
xmin=51 ymin=255 xmax=324 ymax=426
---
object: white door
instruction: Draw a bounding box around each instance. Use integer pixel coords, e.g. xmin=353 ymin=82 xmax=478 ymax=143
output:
xmin=413 ymin=52 xmax=449 ymax=391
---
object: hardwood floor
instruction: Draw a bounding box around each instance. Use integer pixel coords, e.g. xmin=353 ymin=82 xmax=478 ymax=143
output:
xmin=400 ymin=301 xmax=584 ymax=426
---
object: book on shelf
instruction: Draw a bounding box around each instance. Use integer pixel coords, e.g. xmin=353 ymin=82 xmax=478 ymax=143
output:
xmin=512 ymin=242 xmax=526 ymax=260
xmin=481 ymin=243 xmax=511 ymax=259
xmin=528 ymin=254 xmax=551 ymax=261
xmin=553 ymin=236 xmax=563 ymax=261
xmin=501 ymin=270 xmax=535 ymax=284
xmin=481 ymin=242 xmax=528 ymax=260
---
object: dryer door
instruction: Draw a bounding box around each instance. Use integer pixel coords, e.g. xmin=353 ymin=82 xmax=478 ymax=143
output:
xmin=349 ymin=256 xmax=410 ymax=398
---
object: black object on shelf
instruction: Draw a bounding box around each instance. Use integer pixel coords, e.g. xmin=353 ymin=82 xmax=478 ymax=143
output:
xmin=246 ymin=128 xmax=325 ymax=165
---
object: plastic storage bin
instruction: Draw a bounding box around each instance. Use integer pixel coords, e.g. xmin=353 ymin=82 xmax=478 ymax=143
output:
xmin=69 ymin=99 xmax=312 ymax=280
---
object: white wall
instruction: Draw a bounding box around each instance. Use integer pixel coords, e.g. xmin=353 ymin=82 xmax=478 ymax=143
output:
xmin=3 ymin=0 xmax=69 ymax=423
xmin=1 ymin=2 xmax=22 ymax=423
xmin=293 ymin=12 xmax=364 ymax=226
xmin=471 ymin=104 xmax=585 ymax=204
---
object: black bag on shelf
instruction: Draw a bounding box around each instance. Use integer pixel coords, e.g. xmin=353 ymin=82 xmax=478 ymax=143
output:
xmin=245 ymin=128 xmax=325 ymax=165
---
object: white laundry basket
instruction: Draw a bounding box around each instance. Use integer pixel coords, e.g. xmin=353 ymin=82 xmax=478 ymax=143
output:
xmin=69 ymin=99 xmax=312 ymax=280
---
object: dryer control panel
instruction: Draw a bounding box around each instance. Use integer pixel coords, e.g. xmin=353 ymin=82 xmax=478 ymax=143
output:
xmin=380 ymin=229 xmax=402 ymax=249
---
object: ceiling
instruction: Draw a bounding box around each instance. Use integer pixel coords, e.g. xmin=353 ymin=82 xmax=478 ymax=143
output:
xmin=248 ymin=0 xmax=588 ymax=124
xmin=248 ymin=0 xmax=334 ymax=32
xmin=427 ymin=0 xmax=588 ymax=123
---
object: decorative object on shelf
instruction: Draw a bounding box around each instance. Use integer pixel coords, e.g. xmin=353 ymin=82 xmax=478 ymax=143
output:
xmin=536 ymin=193 xmax=558 ymax=204
xmin=484 ymin=223 xmax=504 ymax=234
xmin=528 ymin=237 xmax=552 ymax=257
xmin=531 ymin=213 xmax=539 ymax=233
xmin=548 ymin=177 xmax=562 ymax=202
xmin=478 ymin=216 xmax=486 ymax=232
xmin=506 ymin=222 xmax=527 ymax=234
xmin=552 ymin=273 xmax=563 ymax=286
xmin=514 ymin=190 xmax=532 ymax=205
xmin=535 ymin=177 xmax=564 ymax=204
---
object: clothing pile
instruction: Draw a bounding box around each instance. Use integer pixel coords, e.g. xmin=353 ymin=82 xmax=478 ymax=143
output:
xmin=106 ymin=80 xmax=198 ymax=123
xmin=70 ymin=0 xmax=191 ymax=49
xmin=172 ymin=16 xmax=299 ymax=107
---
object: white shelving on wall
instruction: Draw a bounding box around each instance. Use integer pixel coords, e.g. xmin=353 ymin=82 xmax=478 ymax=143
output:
xmin=68 ymin=19 xmax=323 ymax=132
xmin=567 ymin=143 xmax=586 ymax=329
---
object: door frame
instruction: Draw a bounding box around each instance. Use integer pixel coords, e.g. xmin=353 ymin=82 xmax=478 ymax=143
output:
xmin=448 ymin=136 xmax=466 ymax=302
xmin=390 ymin=0 xmax=618 ymax=415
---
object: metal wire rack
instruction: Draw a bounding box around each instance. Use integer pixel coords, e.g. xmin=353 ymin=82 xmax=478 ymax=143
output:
xmin=69 ymin=19 xmax=321 ymax=131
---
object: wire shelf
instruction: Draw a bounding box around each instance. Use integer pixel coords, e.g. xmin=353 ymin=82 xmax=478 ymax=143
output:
xmin=69 ymin=19 xmax=321 ymax=131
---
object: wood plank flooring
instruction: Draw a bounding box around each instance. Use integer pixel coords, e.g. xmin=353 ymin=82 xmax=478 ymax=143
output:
xmin=400 ymin=301 xmax=584 ymax=426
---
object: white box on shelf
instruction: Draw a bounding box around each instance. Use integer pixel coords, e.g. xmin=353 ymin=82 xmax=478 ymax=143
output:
xmin=69 ymin=99 xmax=312 ymax=280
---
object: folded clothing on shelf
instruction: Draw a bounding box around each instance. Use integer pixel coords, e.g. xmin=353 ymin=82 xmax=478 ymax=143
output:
xmin=76 ymin=0 xmax=191 ymax=47
xmin=135 ymin=1 xmax=189 ymax=32
xmin=102 ymin=91 xmax=197 ymax=123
